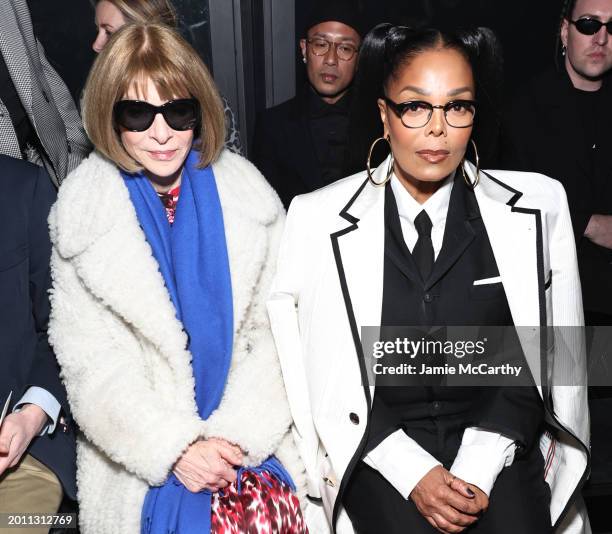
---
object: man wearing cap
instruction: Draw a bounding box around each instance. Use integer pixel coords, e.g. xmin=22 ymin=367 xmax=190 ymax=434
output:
xmin=252 ymin=0 xmax=365 ymax=208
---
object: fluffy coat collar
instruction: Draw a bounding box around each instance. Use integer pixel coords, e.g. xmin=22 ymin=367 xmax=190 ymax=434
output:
xmin=50 ymin=149 xmax=281 ymax=372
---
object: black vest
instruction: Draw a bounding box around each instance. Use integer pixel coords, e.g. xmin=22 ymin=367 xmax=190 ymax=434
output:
xmin=382 ymin=177 xmax=511 ymax=328
xmin=368 ymin=179 xmax=543 ymax=463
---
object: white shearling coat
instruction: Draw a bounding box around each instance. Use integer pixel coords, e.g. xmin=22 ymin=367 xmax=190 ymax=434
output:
xmin=48 ymin=150 xmax=305 ymax=534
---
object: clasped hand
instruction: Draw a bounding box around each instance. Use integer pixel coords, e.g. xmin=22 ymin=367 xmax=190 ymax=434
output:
xmin=173 ymin=437 xmax=244 ymax=493
xmin=0 ymin=404 xmax=49 ymax=476
xmin=410 ymin=465 xmax=489 ymax=534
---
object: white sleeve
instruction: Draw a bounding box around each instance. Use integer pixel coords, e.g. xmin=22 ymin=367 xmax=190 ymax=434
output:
xmin=450 ymin=427 xmax=516 ymax=496
xmin=363 ymin=429 xmax=441 ymax=499
xmin=13 ymin=386 xmax=61 ymax=435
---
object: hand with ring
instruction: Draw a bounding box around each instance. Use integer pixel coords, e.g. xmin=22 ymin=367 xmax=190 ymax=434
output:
xmin=410 ymin=465 xmax=488 ymax=533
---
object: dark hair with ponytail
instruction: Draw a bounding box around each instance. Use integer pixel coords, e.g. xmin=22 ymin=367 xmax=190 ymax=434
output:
xmin=344 ymin=23 xmax=503 ymax=175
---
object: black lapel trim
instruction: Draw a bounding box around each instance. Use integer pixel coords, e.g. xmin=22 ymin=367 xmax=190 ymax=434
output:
xmin=482 ymin=170 xmax=591 ymax=528
xmin=481 ymin=171 xmax=546 ymax=325
xmin=337 ymin=176 xmax=369 ymax=225
xmin=544 ymin=270 xmax=552 ymax=290
xmin=329 ymin=177 xmax=374 ymax=531
xmin=483 ymin=170 xmax=549 ymax=391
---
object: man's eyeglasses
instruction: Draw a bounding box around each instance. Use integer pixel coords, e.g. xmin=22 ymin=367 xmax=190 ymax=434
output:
xmin=384 ymin=98 xmax=477 ymax=129
xmin=570 ymin=18 xmax=612 ymax=35
xmin=306 ymin=38 xmax=359 ymax=61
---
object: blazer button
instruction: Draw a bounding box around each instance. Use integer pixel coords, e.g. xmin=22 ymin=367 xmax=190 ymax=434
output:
xmin=349 ymin=412 xmax=360 ymax=425
xmin=423 ymin=293 xmax=434 ymax=303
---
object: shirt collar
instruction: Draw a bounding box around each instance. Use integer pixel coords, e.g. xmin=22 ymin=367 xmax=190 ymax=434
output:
xmin=390 ymin=171 xmax=455 ymax=229
xmin=308 ymin=86 xmax=352 ymax=118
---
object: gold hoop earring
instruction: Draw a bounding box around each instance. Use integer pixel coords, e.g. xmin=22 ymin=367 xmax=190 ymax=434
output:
xmin=367 ymin=135 xmax=394 ymax=187
xmin=462 ymin=138 xmax=481 ymax=189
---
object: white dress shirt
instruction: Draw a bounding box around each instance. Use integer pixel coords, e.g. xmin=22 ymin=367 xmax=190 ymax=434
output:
xmin=363 ymin=173 xmax=516 ymax=498
xmin=13 ymin=387 xmax=61 ymax=435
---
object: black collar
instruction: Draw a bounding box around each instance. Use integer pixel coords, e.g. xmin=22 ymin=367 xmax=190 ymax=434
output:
xmin=308 ymin=86 xmax=352 ymax=118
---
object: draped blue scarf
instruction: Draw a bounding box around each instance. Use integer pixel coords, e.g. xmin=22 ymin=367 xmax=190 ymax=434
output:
xmin=123 ymin=150 xmax=294 ymax=534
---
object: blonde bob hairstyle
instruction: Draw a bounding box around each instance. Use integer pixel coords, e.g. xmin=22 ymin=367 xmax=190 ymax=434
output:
xmin=82 ymin=22 xmax=225 ymax=172
xmin=94 ymin=0 xmax=177 ymax=28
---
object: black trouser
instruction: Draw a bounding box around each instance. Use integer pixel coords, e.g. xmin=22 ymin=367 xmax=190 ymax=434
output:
xmin=342 ymin=430 xmax=551 ymax=534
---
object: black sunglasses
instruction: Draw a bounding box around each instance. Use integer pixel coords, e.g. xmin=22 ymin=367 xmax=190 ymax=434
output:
xmin=113 ymin=98 xmax=200 ymax=132
xmin=570 ymin=18 xmax=612 ymax=35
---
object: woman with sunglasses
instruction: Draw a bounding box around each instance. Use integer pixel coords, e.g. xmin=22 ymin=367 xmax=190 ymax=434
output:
xmin=48 ymin=22 xmax=306 ymax=534
xmin=268 ymin=23 xmax=590 ymax=534
xmin=92 ymin=0 xmax=243 ymax=155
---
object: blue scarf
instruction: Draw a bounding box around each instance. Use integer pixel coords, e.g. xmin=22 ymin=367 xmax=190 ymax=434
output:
xmin=123 ymin=151 xmax=294 ymax=534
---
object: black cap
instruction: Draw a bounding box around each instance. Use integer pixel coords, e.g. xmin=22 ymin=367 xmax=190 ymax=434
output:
xmin=303 ymin=0 xmax=367 ymax=38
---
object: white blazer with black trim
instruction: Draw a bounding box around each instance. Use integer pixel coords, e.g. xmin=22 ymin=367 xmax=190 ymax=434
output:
xmin=268 ymin=157 xmax=590 ymax=534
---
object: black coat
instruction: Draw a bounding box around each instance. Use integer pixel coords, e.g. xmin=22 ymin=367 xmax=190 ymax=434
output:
xmin=0 ymin=155 xmax=76 ymax=499
xmin=500 ymin=68 xmax=612 ymax=316
xmin=252 ymin=89 xmax=327 ymax=209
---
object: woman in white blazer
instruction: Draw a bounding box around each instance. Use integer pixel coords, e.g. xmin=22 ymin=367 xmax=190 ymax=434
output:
xmin=48 ymin=23 xmax=306 ymax=534
xmin=268 ymin=24 xmax=590 ymax=534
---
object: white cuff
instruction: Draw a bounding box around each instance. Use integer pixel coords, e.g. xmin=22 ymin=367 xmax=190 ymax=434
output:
xmin=13 ymin=386 xmax=61 ymax=435
xmin=450 ymin=427 xmax=516 ymax=496
xmin=364 ymin=429 xmax=441 ymax=500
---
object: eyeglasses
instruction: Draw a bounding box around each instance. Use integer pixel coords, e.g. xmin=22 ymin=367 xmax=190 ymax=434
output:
xmin=306 ymin=38 xmax=359 ymax=61
xmin=384 ymin=98 xmax=477 ymax=129
xmin=570 ymin=18 xmax=612 ymax=35
xmin=113 ymin=98 xmax=200 ymax=132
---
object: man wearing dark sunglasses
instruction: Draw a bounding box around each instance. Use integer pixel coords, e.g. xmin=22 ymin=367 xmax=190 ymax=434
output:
xmin=562 ymin=0 xmax=612 ymax=87
xmin=503 ymin=0 xmax=612 ymax=325
xmin=501 ymin=1 xmax=612 ymax=530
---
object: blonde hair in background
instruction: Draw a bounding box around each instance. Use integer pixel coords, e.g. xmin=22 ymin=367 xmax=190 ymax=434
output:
xmin=82 ymin=22 xmax=225 ymax=172
xmin=95 ymin=0 xmax=178 ymax=27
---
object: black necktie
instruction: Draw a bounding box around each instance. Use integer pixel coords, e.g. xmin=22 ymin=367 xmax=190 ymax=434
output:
xmin=413 ymin=210 xmax=434 ymax=282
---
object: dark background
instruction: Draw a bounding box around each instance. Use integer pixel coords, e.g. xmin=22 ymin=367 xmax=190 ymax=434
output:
xmin=295 ymin=0 xmax=564 ymax=100
xmin=30 ymin=0 xmax=564 ymax=108
xmin=28 ymin=0 xmax=213 ymax=101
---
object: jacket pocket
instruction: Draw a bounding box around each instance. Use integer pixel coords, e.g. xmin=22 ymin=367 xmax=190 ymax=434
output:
xmin=470 ymin=277 xmax=504 ymax=300
xmin=473 ymin=275 xmax=502 ymax=286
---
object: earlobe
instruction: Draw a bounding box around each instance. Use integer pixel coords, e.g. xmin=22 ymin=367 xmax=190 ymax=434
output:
xmin=560 ymin=20 xmax=569 ymax=48
xmin=377 ymin=98 xmax=388 ymax=131
xmin=299 ymin=39 xmax=307 ymax=60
